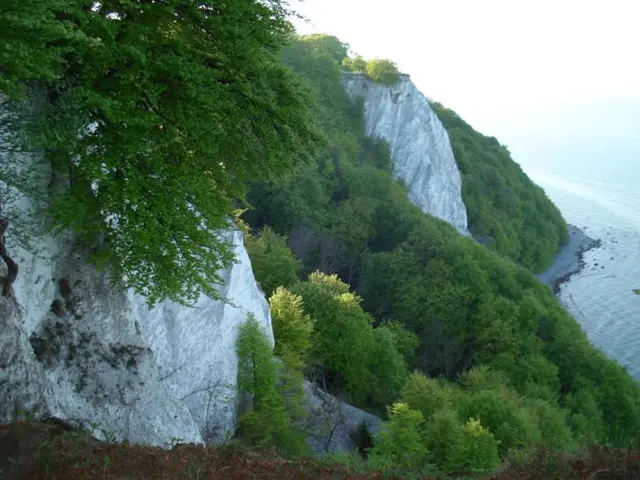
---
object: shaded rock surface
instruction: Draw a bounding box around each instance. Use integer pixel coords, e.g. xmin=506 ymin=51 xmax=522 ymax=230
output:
xmin=302 ymin=381 xmax=382 ymax=455
xmin=343 ymin=73 xmax=469 ymax=235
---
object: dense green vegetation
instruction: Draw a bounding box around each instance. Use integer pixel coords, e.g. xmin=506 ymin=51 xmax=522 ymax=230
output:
xmin=241 ymin=33 xmax=640 ymax=475
xmin=430 ymin=102 xmax=568 ymax=272
xmin=0 ymin=0 xmax=322 ymax=305
xmin=3 ymin=3 xmax=639 ymax=474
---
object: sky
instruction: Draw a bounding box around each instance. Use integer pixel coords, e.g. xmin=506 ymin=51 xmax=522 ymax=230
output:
xmin=290 ymin=0 xmax=640 ymax=168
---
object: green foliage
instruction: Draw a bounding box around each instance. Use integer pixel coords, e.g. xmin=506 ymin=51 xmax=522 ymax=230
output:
xmin=380 ymin=321 xmax=420 ymax=366
xmin=291 ymin=273 xmax=374 ymax=404
xmin=455 ymin=418 xmax=502 ymax=472
xmin=365 ymin=59 xmax=401 ymax=86
xmin=367 ymin=326 xmax=408 ymax=409
xmin=401 ymin=372 xmax=452 ymax=419
xmin=243 ymin=31 xmax=640 ymax=467
xmin=268 ymin=287 xmax=313 ymax=424
xmin=269 ymin=287 xmax=313 ymax=362
xmin=368 ymin=403 xmax=428 ymax=473
xmin=0 ymin=0 xmax=85 ymax=96
xmin=285 ymin=272 xmax=407 ymax=410
xmin=525 ymin=398 xmax=574 ymax=451
xmin=246 ymin=228 xmax=301 ymax=297
xmin=342 ymin=55 xmax=367 ymax=73
xmin=343 ymin=54 xmax=401 ymax=86
xmin=2 ymin=1 xmax=322 ymax=305
xmin=457 ymin=387 xmax=541 ymax=452
xmin=430 ymin=102 xmax=568 ymax=272
xmin=236 ymin=314 xmax=306 ymax=455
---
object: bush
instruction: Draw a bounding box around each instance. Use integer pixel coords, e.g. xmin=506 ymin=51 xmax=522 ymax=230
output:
xmin=269 ymin=287 xmax=313 ymax=362
xmin=401 ymin=372 xmax=452 ymax=419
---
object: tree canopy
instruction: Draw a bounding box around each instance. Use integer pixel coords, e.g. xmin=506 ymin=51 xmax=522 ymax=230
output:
xmin=242 ymin=33 xmax=640 ymax=472
xmin=0 ymin=0 xmax=323 ymax=305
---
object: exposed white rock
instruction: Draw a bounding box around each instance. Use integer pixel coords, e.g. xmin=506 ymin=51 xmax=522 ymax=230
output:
xmin=2 ymin=218 xmax=271 ymax=446
xmin=131 ymin=229 xmax=273 ymax=444
xmin=343 ymin=73 xmax=469 ymax=235
xmin=2 ymin=235 xmax=205 ymax=446
xmin=0 ymin=98 xmax=272 ymax=445
xmin=303 ymin=381 xmax=382 ymax=455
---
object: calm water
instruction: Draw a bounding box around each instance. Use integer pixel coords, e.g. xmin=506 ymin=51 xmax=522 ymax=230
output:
xmin=499 ymin=100 xmax=640 ymax=378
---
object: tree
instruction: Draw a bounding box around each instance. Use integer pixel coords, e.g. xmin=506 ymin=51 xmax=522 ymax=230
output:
xmin=401 ymin=372 xmax=452 ymax=420
xmin=236 ymin=313 xmax=306 ymax=454
xmin=269 ymin=287 xmax=313 ymax=362
xmin=367 ymin=326 xmax=408 ymax=409
xmin=343 ymin=55 xmax=367 ymax=73
xmin=365 ymin=59 xmax=400 ymax=86
xmin=368 ymin=403 xmax=428 ymax=473
xmin=292 ymin=272 xmax=375 ymax=403
xmin=423 ymin=408 xmax=500 ymax=473
xmin=1 ymin=1 xmax=323 ymax=306
xmin=298 ymin=34 xmax=349 ymax=63
xmin=452 ymin=418 xmax=501 ymax=472
xmin=246 ymin=228 xmax=301 ymax=297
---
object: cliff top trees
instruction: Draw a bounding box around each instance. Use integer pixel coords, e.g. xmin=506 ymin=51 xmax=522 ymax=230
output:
xmin=0 ymin=0 xmax=323 ymax=305
xmin=343 ymin=56 xmax=401 ymax=86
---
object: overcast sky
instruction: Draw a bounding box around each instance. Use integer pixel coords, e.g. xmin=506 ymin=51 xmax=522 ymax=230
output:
xmin=291 ymin=0 xmax=640 ymax=159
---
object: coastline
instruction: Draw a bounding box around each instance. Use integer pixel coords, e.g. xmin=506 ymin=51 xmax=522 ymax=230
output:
xmin=537 ymin=224 xmax=602 ymax=294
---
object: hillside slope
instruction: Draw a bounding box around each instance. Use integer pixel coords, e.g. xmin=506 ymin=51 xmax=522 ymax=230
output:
xmin=430 ymin=102 xmax=568 ymax=272
xmin=243 ymin=34 xmax=640 ymax=475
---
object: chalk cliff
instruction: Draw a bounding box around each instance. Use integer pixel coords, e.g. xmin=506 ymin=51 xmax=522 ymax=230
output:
xmin=0 ymin=129 xmax=272 ymax=445
xmin=343 ymin=73 xmax=468 ymax=234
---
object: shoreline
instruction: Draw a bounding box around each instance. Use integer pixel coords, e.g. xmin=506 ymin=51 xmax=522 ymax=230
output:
xmin=537 ymin=224 xmax=602 ymax=294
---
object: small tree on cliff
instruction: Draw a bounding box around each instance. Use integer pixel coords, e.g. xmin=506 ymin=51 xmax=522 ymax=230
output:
xmin=343 ymin=55 xmax=367 ymax=73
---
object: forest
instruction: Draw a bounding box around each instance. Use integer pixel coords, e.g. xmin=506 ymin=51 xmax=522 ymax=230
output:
xmin=430 ymin=102 xmax=568 ymax=272
xmin=240 ymin=34 xmax=640 ymax=476
xmin=1 ymin=2 xmax=639 ymax=478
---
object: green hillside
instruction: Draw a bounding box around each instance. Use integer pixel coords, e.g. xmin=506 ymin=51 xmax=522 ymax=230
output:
xmin=431 ymin=103 xmax=568 ymax=272
xmin=1 ymin=2 xmax=638 ymax=476
xmin=242 ymin=34 xmax=640 ymax=475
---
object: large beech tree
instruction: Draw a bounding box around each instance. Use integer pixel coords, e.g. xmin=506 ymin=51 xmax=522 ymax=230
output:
xmin=0 ymin=0 xmax=322 ymax=304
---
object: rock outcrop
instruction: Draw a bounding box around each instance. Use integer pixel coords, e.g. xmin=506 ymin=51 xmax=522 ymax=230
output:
xmin=302 ymin=381 xmax=382 ymax=455
xmin=0 ymin=110 xmax=272 ymax=446
xmin=1 ymin=223 xmax=271 ymax=446
xmin=343 ymin=72 xmax=469 ymax=235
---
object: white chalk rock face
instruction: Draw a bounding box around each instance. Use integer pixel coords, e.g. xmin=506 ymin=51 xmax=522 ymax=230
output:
xmin=131 ymin=229 xmax=273 ymax=444
xmin=0 ymin=102 xmax=272 ymax=444
xmin=343 ymin=73 xmax=469 ymax=235
xmin=303 ymin=381 xmax=383 ymax=455
xmin=2 ymin=222 xmax=271 ymax=446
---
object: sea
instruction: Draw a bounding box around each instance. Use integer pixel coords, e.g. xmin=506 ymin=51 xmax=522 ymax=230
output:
xmin=499 ymin=99 xmax=640 ymax=379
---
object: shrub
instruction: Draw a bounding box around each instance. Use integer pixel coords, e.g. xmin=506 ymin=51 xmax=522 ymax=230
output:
xmin=246 ymin=228 xmax=301 ymax=297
